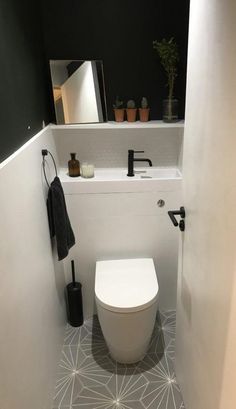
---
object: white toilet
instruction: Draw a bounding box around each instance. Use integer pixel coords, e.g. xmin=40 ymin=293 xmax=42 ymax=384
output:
xmin=95 ymin=258 xmax=159 ymax=363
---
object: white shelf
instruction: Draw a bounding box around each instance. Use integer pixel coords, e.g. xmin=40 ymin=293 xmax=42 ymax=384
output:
xmin=50 ymin=120 xmax=184 ymax=131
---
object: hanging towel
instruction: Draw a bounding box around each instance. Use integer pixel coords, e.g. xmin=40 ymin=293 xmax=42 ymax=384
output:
xmin=47 ymin=176 xmax=75 ymax=261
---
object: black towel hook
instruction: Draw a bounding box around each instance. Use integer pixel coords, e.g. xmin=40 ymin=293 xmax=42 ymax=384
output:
xmin=42 ymin=149 xmax=58 ymax=187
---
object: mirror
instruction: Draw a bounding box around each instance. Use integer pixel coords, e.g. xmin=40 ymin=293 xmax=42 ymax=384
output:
xmin=50 ymin=60 xmax=107 ymax=124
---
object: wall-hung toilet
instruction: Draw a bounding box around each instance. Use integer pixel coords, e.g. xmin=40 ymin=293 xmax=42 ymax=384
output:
xmin=95 ymin=258 xmax=159 ymax=363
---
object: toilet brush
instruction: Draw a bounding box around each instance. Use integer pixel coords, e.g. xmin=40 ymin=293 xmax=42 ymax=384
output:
xmin=65 ymin=260 xmax=84 ymax=327
xmin=71 ymin=259 xmax=76 ymax=286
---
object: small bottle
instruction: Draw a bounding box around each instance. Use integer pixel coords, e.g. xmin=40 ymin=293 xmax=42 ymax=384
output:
xmin=68 ymin=153 xmax=80 ymax=177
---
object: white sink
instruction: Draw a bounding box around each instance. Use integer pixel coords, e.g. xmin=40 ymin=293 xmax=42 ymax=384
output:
xmin=92 ymin=167 xmax=181 ymax=180
xmin=59 ymin=167 xmax=182 ymax=194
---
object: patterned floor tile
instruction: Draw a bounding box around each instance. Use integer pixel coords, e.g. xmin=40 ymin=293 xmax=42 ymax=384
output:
xmin=80 ymin=329 xmax=109 ymax=358
xmin=165 ymin=338 xmax=176 ymax=362
xmin=64 ymin=324 xmax=89 ymax=346
xmin=74 ymin=374 xmax=148 ymax=408
xmin=52 ymin=310 xmax=185 ymax=409
xmin=160 ymin=310 xmax=176 ymax=343
xmin=140 ymin=353 xmax=181 ymax=409
xmin=148 ymin=313 xmax=165 ymax=354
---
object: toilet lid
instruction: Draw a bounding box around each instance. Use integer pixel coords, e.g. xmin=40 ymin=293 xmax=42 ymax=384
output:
xmin=95 ymin=258 xmax=159 ymax=313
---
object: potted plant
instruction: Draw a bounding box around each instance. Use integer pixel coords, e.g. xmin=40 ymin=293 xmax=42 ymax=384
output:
xmin=126 ymin=99 xmax=137 ymax=122
xmin=113 ymin=96 xmax=125 ymax=122
xmin=139 ymin=97 xmax=150 ymax=122
xmin=153 ymin=37 xmax=179 ymax=122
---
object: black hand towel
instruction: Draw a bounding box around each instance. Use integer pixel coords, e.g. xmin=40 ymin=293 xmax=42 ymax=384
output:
xmin=47 ymin=176 xmax=75 ymax=260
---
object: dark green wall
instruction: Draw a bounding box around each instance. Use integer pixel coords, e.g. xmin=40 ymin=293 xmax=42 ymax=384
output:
xmin=41 ymin=0 xmax=189 ymax=121
xmin=0 ymin=0 xmax=51 ymax=163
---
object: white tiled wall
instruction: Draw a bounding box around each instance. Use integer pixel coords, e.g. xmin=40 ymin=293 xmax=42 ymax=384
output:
xmin=53 ymin=126 xmax=183 ymax=169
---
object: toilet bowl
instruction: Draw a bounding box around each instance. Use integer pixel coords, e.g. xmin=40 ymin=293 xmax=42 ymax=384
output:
xmin=95 ymin=258 xmax=159 ymax=363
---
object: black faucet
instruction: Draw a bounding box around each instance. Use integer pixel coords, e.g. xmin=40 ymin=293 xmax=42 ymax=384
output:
xmin=127 ymin=149 xmax=152 ymax=177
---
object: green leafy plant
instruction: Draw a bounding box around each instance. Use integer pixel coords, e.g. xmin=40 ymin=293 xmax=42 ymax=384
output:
xmin=141 ymin=97 xmax=148 ymax=109
xmin=127 ymin=99 xmax=136 ymax=109
xmin=153 ymin=37 xmax=179 ymax=100
xmin=113 ymin=96 xmax=124 ymax=109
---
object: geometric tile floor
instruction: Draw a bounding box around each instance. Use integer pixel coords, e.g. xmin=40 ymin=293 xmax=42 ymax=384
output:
xmin=53 ymin=310 xmax=185 ymax=409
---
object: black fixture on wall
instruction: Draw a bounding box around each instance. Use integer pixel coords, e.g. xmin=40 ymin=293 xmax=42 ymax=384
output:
xmin=40 ymin=0 xmax=190 ymax=121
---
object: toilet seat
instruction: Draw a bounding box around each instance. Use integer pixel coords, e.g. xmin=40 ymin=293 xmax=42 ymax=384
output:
xmin=95 ymin=258 xmax=159 ymax=313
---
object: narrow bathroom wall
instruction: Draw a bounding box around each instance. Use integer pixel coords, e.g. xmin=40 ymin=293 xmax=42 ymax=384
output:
xmin=175 ymin=1 xmax=236 ymax=408
xmin=219 ymin=272 xmax=236 ymax=409
xmin=0 ymin=127 xmax=66 ymax=409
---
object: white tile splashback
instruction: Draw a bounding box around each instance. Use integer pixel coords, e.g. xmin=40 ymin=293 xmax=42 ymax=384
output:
xmin=53 ymin=126 xmax=183 ymax=169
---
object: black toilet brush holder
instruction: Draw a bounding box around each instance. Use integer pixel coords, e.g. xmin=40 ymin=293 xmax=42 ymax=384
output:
xmin=65 ymin=260 xmax=84 ymax=327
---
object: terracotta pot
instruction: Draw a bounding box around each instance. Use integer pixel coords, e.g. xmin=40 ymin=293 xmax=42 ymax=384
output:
xmin=114 ymin=108 xmax=125 ymax=122
xmin=126 ymin=108 xmax=137 ymax=122
xmin=139 ymin=108 xmax=150 ymax=122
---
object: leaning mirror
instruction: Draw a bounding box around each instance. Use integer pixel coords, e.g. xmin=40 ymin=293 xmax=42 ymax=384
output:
xmin=50 ymin=60 xmax=107 ymax=124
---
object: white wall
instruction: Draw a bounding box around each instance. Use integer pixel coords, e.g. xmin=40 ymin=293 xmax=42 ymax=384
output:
xmin=175 ymin=1 xmax=236 ymax=409
xmin=61 ymin=61 xmax=100 ymax=123
xmin=219 ymin=273 xmax=236 ymax=409
xmin=0 ymin=128 xmax=66 ymax=409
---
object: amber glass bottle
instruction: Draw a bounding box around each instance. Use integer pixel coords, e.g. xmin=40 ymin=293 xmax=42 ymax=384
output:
xmin=68 ymin=153 xmax=80 ymax=177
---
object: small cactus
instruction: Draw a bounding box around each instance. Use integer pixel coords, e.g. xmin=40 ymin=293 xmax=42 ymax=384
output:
xmin=127 ymin=99 xmax=136 ymax=109
xmin=113 ymin=96 xmax=123 ymax=109
xmin=141 ymin=97 xmax=148 ymax=109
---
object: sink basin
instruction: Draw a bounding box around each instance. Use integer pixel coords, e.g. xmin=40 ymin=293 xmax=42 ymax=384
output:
xmin=59 ymin=167 xmax=182 ymax=194
xmin=91 ymin=167 xmax=181 ymax=180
